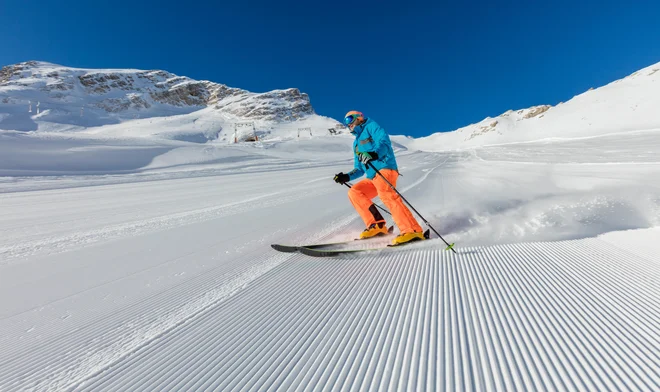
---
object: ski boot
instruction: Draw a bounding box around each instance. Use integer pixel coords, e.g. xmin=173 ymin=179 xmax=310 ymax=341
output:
xmin=359 ymin=221 xmax=389 ymax=239
xmin=391 ymin=231 xmax=426 ymax=246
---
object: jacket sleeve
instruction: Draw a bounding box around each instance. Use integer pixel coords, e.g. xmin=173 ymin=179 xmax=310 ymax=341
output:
xmin=347 ymin=152 xmax=364 ymax=181
xmin=369 ymin=122 xmax=391 ymax=160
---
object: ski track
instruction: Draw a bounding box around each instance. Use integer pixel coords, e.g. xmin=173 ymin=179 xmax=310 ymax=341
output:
xmin=0 ymin=158 xmax=340 ymax=194
xmin=0 ymin=180 xmax=333 ymax=264
xmin=88 ymin=240 xmax=657 ymax=391
xmin=0 ymin=213 xmax=364 ymax=392
xmin=0 ymin=237 xmax=656 ymax=391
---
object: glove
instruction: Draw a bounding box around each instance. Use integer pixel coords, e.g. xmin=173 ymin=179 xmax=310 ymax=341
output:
xmin=333 ymin=172 xmax=350 ymax=184
xmin=358 ymin=151 xmax=378 ymax=165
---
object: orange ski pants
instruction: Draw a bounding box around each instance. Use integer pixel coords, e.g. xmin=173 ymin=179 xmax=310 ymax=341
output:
xmin=348 ymin=169 xmax=423 ymax=234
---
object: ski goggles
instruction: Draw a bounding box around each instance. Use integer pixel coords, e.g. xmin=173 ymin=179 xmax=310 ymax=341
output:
xmin=344 ymin=114 xmax=360 ymax=126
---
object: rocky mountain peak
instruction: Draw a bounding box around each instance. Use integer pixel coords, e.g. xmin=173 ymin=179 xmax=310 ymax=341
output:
xmin=0 ymin=61 xmax=316 ymax=126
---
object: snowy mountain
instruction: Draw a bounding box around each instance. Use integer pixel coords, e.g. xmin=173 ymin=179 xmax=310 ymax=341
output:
xmin=0 ymin=61 xmax=343 ymax=141
xmin=5 ymin=59 xmax=659 ymax=150
xmin=404 ymin=61 xmax=660 ymax=150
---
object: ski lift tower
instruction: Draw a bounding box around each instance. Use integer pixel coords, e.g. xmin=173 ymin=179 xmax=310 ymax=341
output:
xmin=298 ymin=127 xmax=312 ymax=138
xmin=234 ymin=122 xmax=257 ymax=143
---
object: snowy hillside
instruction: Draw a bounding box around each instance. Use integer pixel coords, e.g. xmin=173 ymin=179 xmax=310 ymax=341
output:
xmin=406 ymin=61 xmax=660 ymax=150
xmin=0 ymin=61 xmax=343 ymax=142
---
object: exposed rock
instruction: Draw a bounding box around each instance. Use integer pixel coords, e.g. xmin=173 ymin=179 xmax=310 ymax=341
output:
xmin=467 ymin=120 xmax=499 ymax=140
xmin=94 ymin=95 xmax=151 ymax=112
xmin=150 ymin=81 xmax=211 ymax=107
xmin=0 ymin=61 xmax=39 ymax=84
xmin=523 ymin=105 xmax=551 ymax=119
xmin=207 ymin=84 xmax=246 ymax=104
xmin=43 ymin=81 xmax=73 ymax=92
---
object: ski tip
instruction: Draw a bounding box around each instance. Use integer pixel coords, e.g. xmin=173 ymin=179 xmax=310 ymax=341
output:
xmin=271 ymin=244 xmax=299 ymax=253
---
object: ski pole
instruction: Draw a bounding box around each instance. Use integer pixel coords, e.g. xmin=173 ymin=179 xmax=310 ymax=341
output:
xmin=344 ymin=182 xmax=392 ymax=216
xmin=367 ymin=162 xmax=456 ymax=253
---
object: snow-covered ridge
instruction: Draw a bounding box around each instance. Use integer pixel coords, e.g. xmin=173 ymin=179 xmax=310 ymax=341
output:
xmin=0 ymin=61 xmax=329 ymax=135
xmin=406 ymin=60 xmax=660 ymax=151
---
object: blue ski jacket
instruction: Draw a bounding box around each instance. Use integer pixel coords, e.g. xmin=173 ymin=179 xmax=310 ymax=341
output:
xmin=347 ymin=118 xmax=398 ymax=181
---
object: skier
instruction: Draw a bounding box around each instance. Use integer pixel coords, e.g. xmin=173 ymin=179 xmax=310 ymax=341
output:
xmin=333 ymin=111 xmax=426 ymax=246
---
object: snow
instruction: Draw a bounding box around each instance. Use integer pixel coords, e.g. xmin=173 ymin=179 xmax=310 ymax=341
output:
xmin=405 ymin=61 xmax=660 ymax=151
xmin=0 ymin=61 xmax=659 ymax=391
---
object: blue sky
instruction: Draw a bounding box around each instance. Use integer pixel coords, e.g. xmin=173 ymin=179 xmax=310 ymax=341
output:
xmin=1 ymin=0 xmax=659 ymax=137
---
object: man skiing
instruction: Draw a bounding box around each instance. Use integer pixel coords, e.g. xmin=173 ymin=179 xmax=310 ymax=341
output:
xmin=333 ymin=111 xmax=425 ymax=246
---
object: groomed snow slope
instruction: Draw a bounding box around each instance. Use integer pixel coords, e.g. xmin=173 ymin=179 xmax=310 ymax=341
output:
xmin=0 ymin=131 xmax=658 ymax=391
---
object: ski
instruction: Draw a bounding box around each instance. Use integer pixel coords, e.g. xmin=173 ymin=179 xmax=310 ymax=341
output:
xmin=299 ymin=246 xmax=381 ymax=257
xmin=299 ymin=230 xmax=432 ymax=257
xmin=271 ymin=226 xmax=394 ymax=253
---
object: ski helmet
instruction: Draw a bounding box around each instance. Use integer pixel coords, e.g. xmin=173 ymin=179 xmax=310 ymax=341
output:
xmin=343 ymin=111 xmax=364 ymax=128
